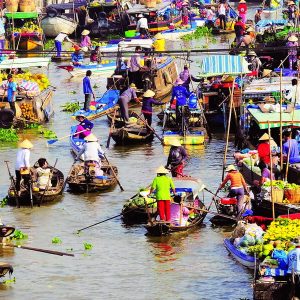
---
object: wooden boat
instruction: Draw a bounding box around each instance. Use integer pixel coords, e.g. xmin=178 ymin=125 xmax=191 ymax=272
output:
xmin=160 ymin=24 xmax=196 ymax=40
xmin=66 ymin=162 xmax=118 ymax=193
xmin=107 ymin=56 xmax=178 ymax=101
xmin=107 ymin=110 xmax=141 ymax=129
xmin=7 ymin=162 xmax=64 ymax=206
xmin=224 ymin=238 xmax=255 ymax=268
xmin=72 ymin=89 xmax=119 ymax=120
xmin=0 ymin=57 xmax=51 ymax=69
xmin=99 ymin=39 xmax=153 ymax=53
xmin=111 ymin=124 xmax=154 ymax=145
xmin=144 ymin=177 xmax=207 ymax=236
xmin=163 ymin=130 xmax=205 ymax=145
xmin=41 ymin=15 xmax=77 ymax=38
xmin=58 ymin=61 xmax=116 ymax=77
xmin=0 ymin=262 xmax=13 ymax=278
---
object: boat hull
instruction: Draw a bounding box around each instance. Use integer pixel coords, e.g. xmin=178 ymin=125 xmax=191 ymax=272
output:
xmin=41 ymin=16 xmax=77 ymax=37
xmin=111 ymin=127 xmax=154 ymax=145
xmin=163 ymin=131 xmax=205 ymax=145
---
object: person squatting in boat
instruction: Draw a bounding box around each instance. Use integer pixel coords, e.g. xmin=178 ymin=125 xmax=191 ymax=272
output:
xmin=75 ymin=114 xmax=94 ymax=139
xmin=36 ymin=158 xmax=52 ymax=190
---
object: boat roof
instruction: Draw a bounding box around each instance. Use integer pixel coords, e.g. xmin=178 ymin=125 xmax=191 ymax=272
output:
xmin=0 ymin=57 xmax=51 ymax=69
xmin=126 ymin=1 xmax=170 ymax=14
xmin=198 ymin=55 xmax=249 ymax=77
xmin=173 ymin=177 xmax=205 ymax=198
xmin=256 ymin=19 xmax=287 ymax=28
xmin=247 ymin=107 xmax=300 ymax=129
xmin=47 ymin=0 xmax=87 ymax=11
xmin=5 ymin=12 xmax=39 ymax=19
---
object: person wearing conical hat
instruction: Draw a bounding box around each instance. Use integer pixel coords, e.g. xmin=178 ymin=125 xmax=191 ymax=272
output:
xmin=247 ymin=50 xmax=262 ymax=77
xmin=165 ymin=140 xmax=187 ymax=177
xmin=71 ymin=44 xmax=84 ymax=66
xmin=237 ymin=0 xmax=248 ymax=23
xmin=141 ymin=90 xmax=163 ymax=127
xmin=287 ymin=35 xmax=298 ymax=70
xmin=15 ymin=139 xmax=33 ymax=195
xmin=217 ymin=164 xmax=249 ymax=215
xmin=75 ymin=113 xmax=94 ymax=139
xmin=150 ymin=166 xmax=176 ymax=222
xmin=75 ymin=134 xmax=105 ymax=177
xmin=257 ymin=132 xmax=278 ymax=165
xmin=153 ymin=33 xmax=165 ymax=52
xmin=80 ymin=29 xmax=91 ymax=52
xmin=54 ymin=31 xmax=74 ymax=57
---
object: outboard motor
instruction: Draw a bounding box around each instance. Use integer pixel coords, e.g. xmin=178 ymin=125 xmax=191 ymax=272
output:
xmin=218 ymin=197 xmax=238 ymax=216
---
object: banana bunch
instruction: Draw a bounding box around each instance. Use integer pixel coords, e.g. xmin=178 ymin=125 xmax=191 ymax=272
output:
xmin=13 ymin=72 xmax=50 ymax=91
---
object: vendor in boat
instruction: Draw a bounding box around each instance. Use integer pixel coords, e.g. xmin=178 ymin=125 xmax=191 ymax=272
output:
xmin=287 ymin=238 xmax=300 ymax=281
xmin=247 ymin=51 xmax=262 ymax=77
xmin=153 ymin=33 xmax=165 ymax=52
xmin=254 ymin=8 xmax=262 ymax=24
xmin=75 ymin=114 xmax=94 ymax=139
xmin=90 ymin=46 xmax=100 ymax=63
xmin=170 ymin=194 xmax=191 ymax=226
xmin=165 ymin=140 xmax=188 ymax=177
xmin=150 ymin=166 xmax=176 ymax=223
xmin=80 ymin=30 xmax=92 ymax=52
xmin=115 ymin=57 xmax=129 ymax=77
xmin=83 ymin=70 xmax=95 ymax=111
xmin=71 ymin=45 xmax=84 ymax=66
xmin=257 ymin=161 xmax=274 ymax=185
xmin=217 ymin=165 xmax=249 ymax=216
xmin=257 ymin=133 xmax=277 ymax=165
xmin=234 ymin=17 xmax=246 ymax=45
xmin=75 ymin=134 xmax=104 ymax=177
xmin=242 ymin=209 xmax=273 ymax=231
xmin=136 ymin=14 xmax=149 ymax=38
xmin=217 ymin=0 xmax=228 ymax=30
xmin=287 ymin=35 xmax=298 ymax=70
xmin=283 ymin=130 xmax=300 ymax=163
xmin=284 ymin=78 xmax=300 ymax=104
xmin=141 ymin=89 xmax=163 ymax=127
xmin=6 ymin=74 xmax=17 ymax=115
xmin=15 ymin=139 xmax=33 ymax=196
xmin=54 ymin=31 xmax=74 ymax=57
xmin=237 ymin=27 xmax=255 ymax=51
xmin=36 ymin=158 xmax=52 ymax=190
xmin=179 ymin=65 xmax=191 ymax=92
xmin=237 ymin=0 xmax=247 ymax=23
xmin=118 ymin=83 xmax=139 ymax=123
xmin=206 ymin=6 xmax=216 ymax=27
xmin=182 ymin=2 xmax=190 ymax=26
xmin=129 ymin=46 xmax=142 ymax=88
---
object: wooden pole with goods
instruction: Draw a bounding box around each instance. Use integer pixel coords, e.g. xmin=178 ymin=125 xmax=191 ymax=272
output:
xmin=222 ymin=79 xmax=235 ymax=181
xmin=268 ymin=121 xmax=275 ymax=221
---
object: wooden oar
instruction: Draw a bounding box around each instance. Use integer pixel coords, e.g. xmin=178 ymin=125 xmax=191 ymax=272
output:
xmin=135 ymin=114 xmax=165 ymax=145
xmin=2 ymin=243 xmax=74 ymax=257
xmin=4 ymin=161 xmax=20 ymax=208
xmin=106 ymin=108 xmax=117 ymax=149
xmin=63 ymin=160 xmax=77 ymax=191
xmin=47 ymin=129 xmax=87 ymax=145
xmin=103 ymin=153 xmax=124 ymax=191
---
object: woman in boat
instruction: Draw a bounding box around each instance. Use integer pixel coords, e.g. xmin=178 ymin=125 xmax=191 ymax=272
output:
xmin=181 ymin=2 xmax=190 ymax=26
xmin=258 ymin=161 xmax=274 ymax=184
xmin=242 ymin=209 xmax=273 ymax=231
xmin=80 ymin=30 xmax=92 ymax=52
xmin=136 ymin=14 xmax=149 ymax=38
xmin=254 ymin=8 xmax=262 ymax=24
xmin=90 ymin=46 xmax=100 ymax=63
xmin=170 ymin=194 xmax=191 ymax=226
xmin=141 ymin=89 xmax=163 ymax=127
xmin=75 ymin=114 xmax=94 ymax=139
xmin=165 ymin=140 xmax=188 ymax=177
xmin=15 ymin=139 xmax=33 ymax=196
xmin=75 ymin=134 xmax=104 ymax=177
xmin=36 ymin=158 xmax=52 ymax=190
xmin=118 ymin=83 xmax=139 ymax=123
xmin=54 ymin=31 xmax=74 ymax=57
xmin=129 ymin=46 xmax=142 ymax=87
xmin=217 ymin=165 xmax=249 ymax=216
xmin=237 ymin=0 xmax=247 ymax=23
xmin=247 ymin=51 xmax=262 ymax=77
xmin=257 ymin=133 xmax=277 ymax=165
xmin=284 ymin=78 xmax=300 ymax=104
xmin=153 ymin=33 xmax=165 ymax=52
xmin=150 ymin=166 xmax=176 ymax=223
xmin=287 ymin=35 xmax=298 ymax=70
xmin=234 ymin=17 xmax=246 ymax=46
xmin=71 ymin=45 xmax=84 ymax=66
xmin=179 ymin=65 xmax=191 ymax=92
xmin=217 ymin=0 xmax=228 ymax=30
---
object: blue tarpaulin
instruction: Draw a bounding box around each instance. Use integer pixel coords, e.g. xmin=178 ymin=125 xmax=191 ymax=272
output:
xmin=199 ymin=55 xmax=249 ymax=77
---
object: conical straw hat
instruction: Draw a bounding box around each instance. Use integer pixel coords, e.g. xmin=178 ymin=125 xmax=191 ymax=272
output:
xmin=259 ymin=133 xmax=273 ymax=141
xmin=156 ymin=165 xmax=169 ymax=174
xmin=143 ymin=90 xmax=155 ymax=97
xmin=19 ymin=139 xmax=33 ymax=149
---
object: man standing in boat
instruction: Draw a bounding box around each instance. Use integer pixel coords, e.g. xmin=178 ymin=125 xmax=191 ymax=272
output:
xmin=7 ymin=74 xmax=17 ymax=115
xmin=129 ymin=46 xmax=142 ymax=88
xmin=82 ymin=70 xmax=95 ymax=111
xmin=136 ymin=14 xmax=149 ymax=38
xmin=54 ymin=31 xmax=74 ymax=57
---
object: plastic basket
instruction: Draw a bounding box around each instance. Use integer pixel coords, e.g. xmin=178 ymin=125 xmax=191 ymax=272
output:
xmin=125 ymin=30 xmax=136 ymax=38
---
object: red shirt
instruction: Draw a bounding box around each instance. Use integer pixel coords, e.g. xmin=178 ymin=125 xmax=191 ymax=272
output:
xmin=257 ymin=142 xmax=270 ymax=164
xmin=238 ymin=3 xmax=248 ymax=14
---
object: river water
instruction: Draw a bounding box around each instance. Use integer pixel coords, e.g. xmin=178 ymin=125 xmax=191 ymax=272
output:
xmin=0 ymin=5 xmax=270 ymax=299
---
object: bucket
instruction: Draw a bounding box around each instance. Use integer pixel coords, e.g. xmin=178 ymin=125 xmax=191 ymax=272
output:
xmin=19 ymin=0 xmax=36 ymax=12
xmin=125 ymin=30 xmax=136 ymax=38
xmin=6 ymin=0 xmax=19 ymax=12
xmin=145 ymin=0 xmax=156 ymax=8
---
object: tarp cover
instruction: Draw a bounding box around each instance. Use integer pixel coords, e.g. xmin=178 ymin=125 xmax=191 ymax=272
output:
xmin=248 ymin=108 xmax=300 ymax=129
xmin=199 ymin=55 xmax=249 ymax=77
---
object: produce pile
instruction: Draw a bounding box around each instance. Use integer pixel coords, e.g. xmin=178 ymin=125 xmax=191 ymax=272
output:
xmin=61 ymin=102 xmax=81 ymax=113
xmin=123 ymin=189 xmax=157 ymax=210
xmin=12 ymin=21 xmax=42 ymax=35
xmin=0 ymin=128 xmax=18 ymax=142
xmin=20 ymin=102 xmax=36 ymax=121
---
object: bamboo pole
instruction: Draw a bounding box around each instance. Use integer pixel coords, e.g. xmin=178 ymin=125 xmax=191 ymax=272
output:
xmin=222 ymin=79 xmax=235 ymax=181
xmin=268 ymin=121 xmax=275 ymax=221
xmin=280 ymin=66 xmax=283 ymax=170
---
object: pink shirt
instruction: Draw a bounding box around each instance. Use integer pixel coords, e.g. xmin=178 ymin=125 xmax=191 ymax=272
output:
xmin=170 ymin=203 xmax=190 ymax=225
xmin=80 ymin=36 xmax=91 ymax=47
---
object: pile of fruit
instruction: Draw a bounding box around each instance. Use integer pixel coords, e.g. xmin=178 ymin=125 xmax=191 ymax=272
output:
xmin=123 ymin=188 xmax=157 ymax=210
xmin=20 ymin=102 xmax=36 ymax=121
xmin=11 ymin=21 xmax=42 ymax=35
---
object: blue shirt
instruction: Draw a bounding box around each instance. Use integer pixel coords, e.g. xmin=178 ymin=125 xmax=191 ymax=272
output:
xmin=171 ymin=85 xmax=190 ymax=106
xmin=83 ymin=76 xmax=93 ymax=95
xmin=7 ymin=81 xmax=17 ymax=102
xmin=288 ymin=248 xmax=300 ymax=274
xmin=71 ymin=52 xmax=84 ymax=63
xmin=283 ymin=139 xmax=300 ymax=162
xmin=79 ymin=119 xmax=94 ymax=130
xmin=142 ymin=97 xmax=162 ymax=113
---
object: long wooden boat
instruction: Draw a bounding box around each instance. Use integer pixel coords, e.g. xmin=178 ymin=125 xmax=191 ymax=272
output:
xmin=160 ymin=24 xmax=196 ymax=40
xmin=163 ymin=130 xmax=205 ymax=145
xmin=107 ymin=110 xmax=141 ymax=129
xmin=41 ymin=15 xmax=77 ymax=38
xmin=66 ymin=162 xmax=118 ymax=193
xmin=99 ymin=39 xmax=153 ymax=53
xmin=111 ymin=124 xmax=154 ymax=145
xmin=224 ymin=238 xmax=255 ymax=268
xmin=7 ymin=162 xmax=64 ymax=206
xmin=58 ymin=61 xmax=116 ymax=77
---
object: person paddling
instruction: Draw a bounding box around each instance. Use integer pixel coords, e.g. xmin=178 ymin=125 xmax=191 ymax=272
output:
xmin=165 ymin=140 xmax=187 ymax=177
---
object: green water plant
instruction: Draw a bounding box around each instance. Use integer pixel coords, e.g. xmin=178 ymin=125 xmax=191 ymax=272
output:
xmin=83 ymin=242 xmax=93 ymax=250
xmin=51 ymin=237 xmax=62 ymax=244
xmin=61 ymin=102 xmax=81 ymax=113
xmin=0 ymin=128 xmax=18 ymax=142
xmin=11 ymin=230 xmax=28 ymax=240
xmin=181 ymin=26 xmax=212 ymax=41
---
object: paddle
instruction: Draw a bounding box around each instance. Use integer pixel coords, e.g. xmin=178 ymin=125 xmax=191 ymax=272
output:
xmin=29 ymin=176 xmax=33 ymax=208
xmin=63 ymin=160 xmax=78 ymax=191
xmin=2 ymin=243 xmax=74 ymax=257
xmin=47 ymin=129 xmax=87 ymax=145
xmin=4 ymin=161 xmax=20 ymax=208
xmin=103 ymin=153 xmax=124 ymax=191
xmin=106 ymin=108 xmax=117 ymax=149
xmin=39 ymin=159 xmax=58 ymax=207
xmin=135 ymin=114 xmax=165 ymax=145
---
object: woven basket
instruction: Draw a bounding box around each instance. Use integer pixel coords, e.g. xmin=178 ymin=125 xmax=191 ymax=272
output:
xmin=271 ymin=187 xmax=284 ymax=203
xmin=284 ymin=188 xmax=300 ymax=204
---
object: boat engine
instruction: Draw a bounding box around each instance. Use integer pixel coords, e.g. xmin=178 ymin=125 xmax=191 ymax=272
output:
xmin=218 ymin=198 xmax=238 ymax=216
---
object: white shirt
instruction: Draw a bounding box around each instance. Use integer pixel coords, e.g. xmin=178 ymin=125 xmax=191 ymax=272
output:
xmin=36 ymin=167 xmax=51 ymax=189
xmin=55 ymin=33 xmax=71 ymax=43
xmin=286 ymin=84 xmax=300 ymax=104
xmin=288 ymin=247 xmax=300 ymax=274
xmin=218 ymin=3 xmax=226 ymax=15
xmin=136 ymin=17 xmax=148 ymax=30
xmin=15 ymin=148 xmax=30 ymax=170
xmin=77 ymin=141 xmax=104 ymax=162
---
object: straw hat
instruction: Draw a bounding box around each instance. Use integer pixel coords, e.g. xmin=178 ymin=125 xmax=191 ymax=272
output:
xmin=259 ymin=133 xmax=273 ymax=141
xmin=262 ymin=69 xmax=272 ymax=77
xmin=84 ymin=134 xmax=98 ymax=142
xmin=248 ymin=50 xmax=257 ymax=56
xmin=143 ymin=89 xmax=155 ymax=97
xmin=156 ymin=165 xmax=169 ymax=174
xmin=138 ymin=13 xmax=144 ymax=18
xmin=129 ymin=83 xmax=137 ymax=89
xmin=19 ymin=139 xmax=33 ymax=149
xmin=155 ymin=33 xmax=164 ymax=39
xmin=170 ymin=140 xmax=181 ymax=147
xmin=175 ymin=78 xmax=184 ymax=85
xmin=288 ymin=35 xmax=298 ymax=42
xmin=239 ymin=0 xmax=246 ymax=3
xmin=81 ymin=29 xmax=90 ymax=36
xmin=76 ymin=113 xmax=86 ymax=119
xmin=288 ymin=1 xmax=295 ymax=5
xmin=225 ymin=165 xmax=236 ymax=172
xmin=246 ymin=27 xmax=255 ymax=32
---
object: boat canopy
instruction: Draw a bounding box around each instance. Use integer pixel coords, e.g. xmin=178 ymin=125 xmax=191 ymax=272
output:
xmin=173 ymin=178 xmax=205 ymax=199
xmin=126 ymin=1 xmax=170 ymax=14
xmin=0 ymin=57 xmax=51 ymax=69
xmin=247 ymin=107 xmax=300 ymax=129
xmin=198 ymin=55 xmax=249 ymax=77
xmin=256 ymin=19 xmax=287 ymax=28
xmin=5 ymin=12 xmax=39 ymax=19
xmin=47 ymin=0 xmax=87 ymax=11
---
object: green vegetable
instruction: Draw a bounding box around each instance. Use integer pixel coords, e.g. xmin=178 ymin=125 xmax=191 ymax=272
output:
xmin=0 ymin=128 xmax=18 ymax=142
xmin=39 ymin=128 xmax=57 ymax=139
xmin=60 ymin=102 xmax=81 ymax=113
xmin=11 ymin=229 xmax=28 ymax=240
xmin=24 ymin=122 xmax=40 ymax=129
xmin=44 ymin=39 xmax=54 ymax=50
xmin=51 ymin=237 xmax=62 ymax=244
xmin=181 ymin=26 xmax=212 ymax=41
xmin=0 ymin=196 xmax=8 ymax=208
xmin=3 ymin=277 xmax=16 ymax=284
xmin=83 ymin=242 xmax=93 ymax=250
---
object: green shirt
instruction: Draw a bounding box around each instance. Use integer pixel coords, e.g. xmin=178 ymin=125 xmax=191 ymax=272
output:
xmin=151 ymin=175 xmax=175 ymax=201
